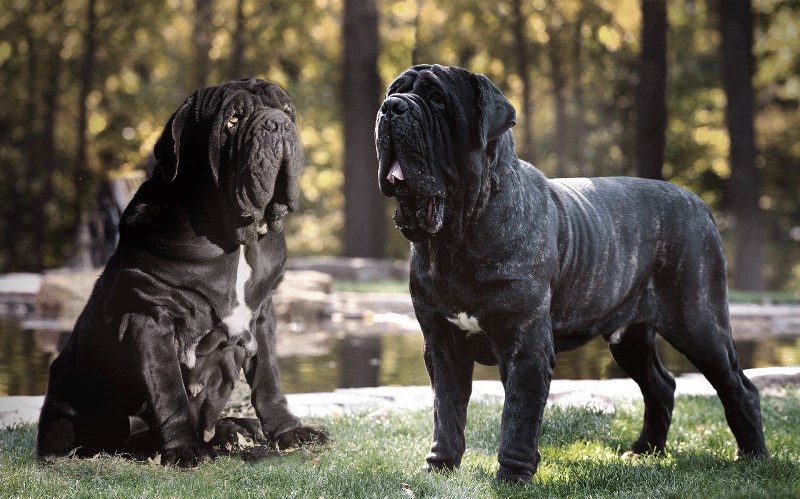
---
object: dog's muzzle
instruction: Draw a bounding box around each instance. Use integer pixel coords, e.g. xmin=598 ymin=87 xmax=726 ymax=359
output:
xmin=385 ymin=168 xmax=445 ymax=237
xmin=378 ymin=97 xmax=446 ymax=239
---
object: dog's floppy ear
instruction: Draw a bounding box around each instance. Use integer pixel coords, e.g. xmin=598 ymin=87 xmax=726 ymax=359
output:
xmin=472 ymin=72 xmax=516 ymax=148
xmin=153 ymin=95 xmax=195 ymax=183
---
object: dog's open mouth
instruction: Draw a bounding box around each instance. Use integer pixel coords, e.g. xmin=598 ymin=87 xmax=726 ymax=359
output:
xmin=394 ymin=195 xmax=444 ymax=234
xmin=387 ymin=161 xmax=444 ymax=235
xmin=256 ymin=203 xmax=289 ymax=234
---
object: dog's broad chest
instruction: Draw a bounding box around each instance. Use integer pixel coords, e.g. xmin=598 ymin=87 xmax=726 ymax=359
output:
xmin=413 ymin=263 xmax=494 ymax=336
xmin=219 ymin=238 xmax=285 ymax=334
xmin=221 ymin=247 xmax=255 ymax=337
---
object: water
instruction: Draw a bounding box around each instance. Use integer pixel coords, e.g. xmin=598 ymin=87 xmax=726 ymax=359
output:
xmin=2 ymin=319 xmax=799 ymax=396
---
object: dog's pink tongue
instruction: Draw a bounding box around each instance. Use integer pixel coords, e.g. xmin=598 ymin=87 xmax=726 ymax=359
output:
xmin=387 ymin=161 xmax=404 ymax=184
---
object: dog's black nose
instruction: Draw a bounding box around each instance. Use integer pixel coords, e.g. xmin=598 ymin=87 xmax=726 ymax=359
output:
xmin=382 ymin=97 xmax=408 ymax=116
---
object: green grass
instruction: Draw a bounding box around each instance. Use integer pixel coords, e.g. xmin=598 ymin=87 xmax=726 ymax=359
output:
xmin=728 ymin=290 xmax=800 ymax=305
xmin=333 ymin=279 xmax=409 ymax=294
xmin=2 ymin=393 xmax=799 ymax=498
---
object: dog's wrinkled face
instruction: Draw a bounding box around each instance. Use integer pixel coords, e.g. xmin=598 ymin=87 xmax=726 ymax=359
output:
xmin=154 ymin=78 xmax=303 ymax=245
xmin=376 ymin=65 xmax=516 ymax=242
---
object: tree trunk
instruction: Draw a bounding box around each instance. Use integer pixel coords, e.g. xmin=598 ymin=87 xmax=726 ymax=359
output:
xmin=229 ymin=0 xmax=245 ymax=79
xmin=571 ymin=13 xmax=586 ymax=175
xmin=635 ymin=0 xmax=668 ymax=180
xmin=73 ymin=0 xmax=97 ymax=269
xmin=17 ymin=6 xmax=40 ymax=271
xmin=343 ymin=0 xmax=384 ymax=258
xmin=411 ymin=0 xmax=424 ymax=66
xmin=720 ymin=0 xmax=763 ymax=290
xmin=546 ymin=5 xmax=567 ymax=177
xmin=511 ymin=0 xmax=533 ymax=160
xmin=192 ymin=0 xmax=214 ymax=89
xmin=34 ymin=1 xmax=64 ymax=271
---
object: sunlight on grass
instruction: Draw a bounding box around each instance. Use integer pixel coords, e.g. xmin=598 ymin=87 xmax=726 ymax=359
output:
xmin=2 ymin=393 xmax=799 ymax=497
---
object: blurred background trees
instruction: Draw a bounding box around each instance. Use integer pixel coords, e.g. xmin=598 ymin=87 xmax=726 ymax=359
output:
xmin=0 ymin=0 xmax=798 ymax=292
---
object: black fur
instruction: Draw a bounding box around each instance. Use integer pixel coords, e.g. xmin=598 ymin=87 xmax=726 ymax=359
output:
xmin=37 ymin=78 xmax=325 ymax=467
xmin=376 ymin=65 xmax=768 ymax=483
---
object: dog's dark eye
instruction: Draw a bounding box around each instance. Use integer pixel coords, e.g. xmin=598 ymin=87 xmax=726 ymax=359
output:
xmin=430 ymin=90 xmax=445 ymax=109
xmin=226 ymin=114 xmax=240 ymax=130
xmin=282 ymin=104 xmax=294 ymax=116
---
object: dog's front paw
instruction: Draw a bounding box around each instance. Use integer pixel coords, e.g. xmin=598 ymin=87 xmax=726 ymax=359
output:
xmin=272 ymin=424 xmax=329 ymax=450
xmin=210 ymin=417 xmax=265 ymax=446
xmin=161 ymin=442 xmax=217 ymax=467
xmin=422 ymin=460 xmax=457 ymax=474
xmin=496 ymin=465 xmax=532 ymax=484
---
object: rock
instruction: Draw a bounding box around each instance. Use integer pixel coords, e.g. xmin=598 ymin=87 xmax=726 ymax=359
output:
xmin=273 ymin=270 xmax=333 ymax=322
xmin=33 ymin=267 xmax=334 ymax=329
xmin=287 ymin=256 xmax=409 ymax=282
xmin=0 ymin=273 xmax=41 ymax=317
xmin=332 ymin=291 xmax=414 ymax=318
xmin=36 ymin=269 xmax=102 ymax=331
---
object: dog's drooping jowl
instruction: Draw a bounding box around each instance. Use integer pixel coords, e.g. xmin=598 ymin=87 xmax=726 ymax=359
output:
xmin=376 ymin=64 xmax=768 ymax=483
xmin=37 ymin=78 xmax=326 ymax=467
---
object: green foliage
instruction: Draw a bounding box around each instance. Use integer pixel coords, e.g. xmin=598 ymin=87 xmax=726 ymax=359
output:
xmin=1 ymin=0 xmax=799 ymax=289
xmin=2 ymin=393 xmax=800 ymax=497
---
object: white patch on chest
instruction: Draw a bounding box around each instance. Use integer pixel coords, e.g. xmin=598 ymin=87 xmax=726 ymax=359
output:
xmin=447 ymin=312 xmax=482 ymax=334
xmin=222 ymin=247 xmax=253 ymax=337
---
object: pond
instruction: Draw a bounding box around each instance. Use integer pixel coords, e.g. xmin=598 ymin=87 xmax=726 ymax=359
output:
xmin=2 ymin=319 xmax=799 ymax=396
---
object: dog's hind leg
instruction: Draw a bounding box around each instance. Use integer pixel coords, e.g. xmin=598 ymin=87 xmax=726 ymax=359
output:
xmin=37 ymin=354 xmax=132 ymax=460
xmin=608 ymin=323 xmax=676 ymax=455
xmin=37 ymin=352 xmax=82 ymax=460
xmin=37 ymin=397 xmax=80 ymax=460
xmin=659 ymin=315 xmax=768 ymax=458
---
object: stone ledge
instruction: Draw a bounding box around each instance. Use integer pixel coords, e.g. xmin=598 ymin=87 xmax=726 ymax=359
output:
xmin=6 ymin=367 xmax=797 ymax=429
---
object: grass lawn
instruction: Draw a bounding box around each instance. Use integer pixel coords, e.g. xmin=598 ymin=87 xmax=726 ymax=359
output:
xmin=2 ymin=392 xmax=799 ymax=498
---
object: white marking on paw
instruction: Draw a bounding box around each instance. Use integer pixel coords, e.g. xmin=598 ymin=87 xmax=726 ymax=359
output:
xmin=222 ymin=247 xmax=253 ymax=337
xmin=188 ymin=383 xmax=204 ymax=397
xmin=203 ymin=428 xmax=215 ymax=442
xmin=447 ymin=312 xmax=482 ymax=334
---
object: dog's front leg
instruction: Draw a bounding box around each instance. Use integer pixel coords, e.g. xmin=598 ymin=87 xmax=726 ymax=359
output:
xmin=125 ymin=313 xmax=215 ymax=466
xmin=245 ymin=299 xmax=328 ymax=449
xmin=421 ymin=314 xmax=475 ymax=472
xmin=494 ymin=313 xmax=555 ymax=483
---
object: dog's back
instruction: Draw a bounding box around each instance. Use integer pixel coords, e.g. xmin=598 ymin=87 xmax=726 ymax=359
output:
xmin=546 ymin=176 xmax=726 ymax=343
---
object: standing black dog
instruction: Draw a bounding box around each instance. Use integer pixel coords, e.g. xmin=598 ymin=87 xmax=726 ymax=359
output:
xmin=376 ymin=65 xmax=768 ymax=483
xmin=37 ymin=78 xmax=326 ymax=466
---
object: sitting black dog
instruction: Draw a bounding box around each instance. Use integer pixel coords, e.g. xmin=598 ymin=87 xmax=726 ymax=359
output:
xmin=37 ymin=78 xmax=326 ymax=466
xmin=376 ymin=65 xmax=768 ymax=483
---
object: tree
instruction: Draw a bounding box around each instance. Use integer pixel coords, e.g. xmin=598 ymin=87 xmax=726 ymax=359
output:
xmin=570 ymin=9 xmax=587 ymax=175
xmin=192 ymin=0 xmax=214 ymax=89
xmin=511 ymin=0 xmax=533 ymax=160
xmin=636 ymin=0 xmax=667 ymax=180
xmin=73 ymin=0 xmax=99 ymax=269
xmin=719 ymin=0 xmax=763 ymax=290
xmin=229 ymin=0 xmax=245 ymax=79
xmin=342 ymin=0 xmax=385 ymax=258
xmin=546 ymin=5 xmax=568 ymax=178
